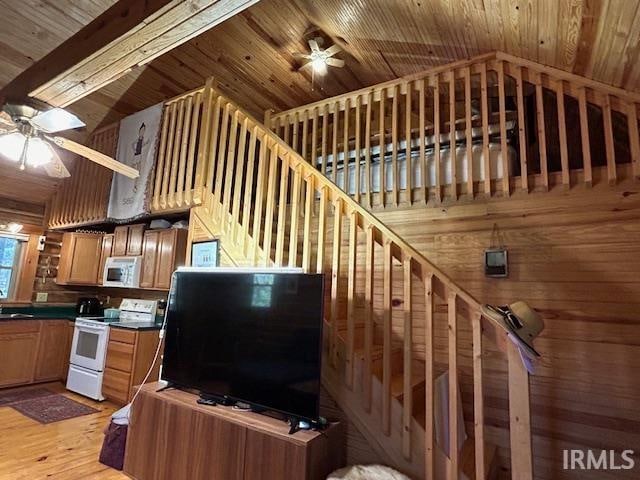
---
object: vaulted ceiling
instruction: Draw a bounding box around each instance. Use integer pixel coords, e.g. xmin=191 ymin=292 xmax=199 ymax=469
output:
xmin=2 ymin=0 xmax=640 ymax=207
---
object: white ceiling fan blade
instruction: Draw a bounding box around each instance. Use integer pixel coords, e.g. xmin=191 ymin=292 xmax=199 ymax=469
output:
xmin=293 ymin=52 xmax=312 ymax=60
xmin=299 ymin=61 xmax=313 ymax=72
xmin=42 ymin=147 xmax=70 ymax=178
xmin=308 ymin=39 xmax=320 ymax=53
xmin=326 ymin=58 xmax=345 ymax=68
xmin=0 ymin=112 xmax=16 ymax=134
xmin=46 ymin=136 xmax=139 ymax=179
xmin=324 ymin=44 xmax=342 ymax=57
xmin=31 ymin=108 xmax=86 ymax=133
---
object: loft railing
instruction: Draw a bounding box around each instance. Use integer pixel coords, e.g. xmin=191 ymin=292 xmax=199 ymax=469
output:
xmin=266 ymin=52 xmax=640 ymax=209
xmin=193 ymin=79 xmax=533 ymax=479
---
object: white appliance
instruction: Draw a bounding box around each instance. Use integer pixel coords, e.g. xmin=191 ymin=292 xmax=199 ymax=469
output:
xmin=66 ymin=318 xmax=110 ymax=400
xmin=66 ymin=298 xmax=159 ymax=401
xmin=103 ymin=256 xmax=142 ymax=288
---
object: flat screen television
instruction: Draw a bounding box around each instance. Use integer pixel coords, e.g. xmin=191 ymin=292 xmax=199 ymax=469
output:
xmin=162 ymin=268 xmax=325 ymax=422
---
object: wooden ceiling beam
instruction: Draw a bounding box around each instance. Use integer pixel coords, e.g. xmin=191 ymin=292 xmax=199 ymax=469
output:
xmin=0 ymin=0 xmax=259 ymax=109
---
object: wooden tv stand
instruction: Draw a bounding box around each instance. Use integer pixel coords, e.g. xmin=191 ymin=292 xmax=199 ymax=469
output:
xmin=123 ymin=382 xmax=344 ymax=480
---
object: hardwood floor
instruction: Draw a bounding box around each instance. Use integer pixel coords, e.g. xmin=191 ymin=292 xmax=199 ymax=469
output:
xmin=0 ymin=383 xmax=127 ymax=480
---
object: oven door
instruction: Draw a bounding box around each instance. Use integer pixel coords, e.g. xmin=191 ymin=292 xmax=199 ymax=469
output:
xmin=70 ymin=322 xmax=109 ymax=371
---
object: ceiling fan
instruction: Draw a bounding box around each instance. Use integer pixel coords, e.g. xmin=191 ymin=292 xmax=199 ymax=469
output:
xmin=0 ymin=103 xmax=138 ymax=179
xmin=294 ymin=37 xmax=345 ymax=76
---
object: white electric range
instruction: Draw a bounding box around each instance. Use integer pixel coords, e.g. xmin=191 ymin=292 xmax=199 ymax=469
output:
xmin=66 ymin=299 xmax=158 ymax=401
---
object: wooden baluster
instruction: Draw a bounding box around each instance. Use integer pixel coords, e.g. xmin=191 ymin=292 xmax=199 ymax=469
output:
xmin=449 ymin=72 xmax=458 ymax=200
xmin=419 ymin=79 xmax=427 ymax=203
xmin=311 ymin=106 xmax=319 ymax=169
xmin=330 ymin=198 xmax=343 ymax=366
xmin=514 ymin=66 xmax=528 ymax=192
xmin=302 ymin=175 xmax=314 ymax=273
xmin=194 ymin=79 xmax=216 ymax=204
xmin=262 ymin=144 xmax=279 ymax=266
xmin=365 ymin=92 xmax=373 ymax=208
xmin=275 ymin=154 xmax=290 ymax=266
xmin=464 ymin=67 xmax=474 ymax=197
xmin=578 ymin=88 xmax=593 ymax=187
xmin=556 ymin=81 xmax=570 ymax=189
xmin=302 ymin=110 xmax=309 ymax=162
xmin=480 ymin=63 xmax=491 ymax=196
xmin=168 ymin=98 xmax=185 ymax=208
xmin=316 ymin=186 xmax=328 ymax=273
xmin=434 ymin=75 xmax=442 ymax=202
xmin=332 ymin=101 xmax=339 ymax=185
xmin=363 ymin=225 xmax=374 ymax=412
xmin=251 ymin=139 xmax=268 ymax=265
xmin=322 ymin=104 xmax=329 ymax=175
xmin=603 ymin=94 xmax=617 ymax=185
xmin=160 ymin=103 xmax=177 ymax=209
xmin=355 ymin=95 xmax=362 ymax=204
xmin=343 ymin=98 xmax=351 ymax=193
xmin=472 ymin=311 xmax=486 ymax=480
xmin=222 ymin=110 xmax=240 ymax=226
xmin=379 ymin=88 xmax=386 ymax=207
xmin=178 ymin=95 xmax=193 ymax=206
xmin=497 ymin=61 xmax=509 ymax=197
xmin=392 ymin=85 xmax=399 ymax=206
xmin=402 ymin=256 xmax=413 ymax=459
xmin=346 ymin=209 xmax=358 ymax=388
xmin=213 ymin=103 xmax=231 ymax=211
xmin=405 ymin=81 xmax=413 ymax=205
xmin=184 ymin=92 xmax=202 ymax=206
xmin=241 ymin=126 xmax=258 ymax=252
xmin=535 ymin=72 xmax=549 ymax=191
xmin=508 ymin=341 xmax=533 ymax=480
xmin=382 ymin=239 xmax=392 ymax=435
xmin=448 ymin=292 xmax=459 ymax=480
xmin=288 ymin=165 xmax=302 ymax=268
xmin=292 ymin=111 xmax=300 ymax=153
xmin=283 ymin=113 xmax=291 ymax=145
xmin=627 ymin=103 xmax=640 ymax=179
xmin=231 ymin=117 xmax=248 ymax=240
xmin=424 ymin=273 xmax=435 ymax=480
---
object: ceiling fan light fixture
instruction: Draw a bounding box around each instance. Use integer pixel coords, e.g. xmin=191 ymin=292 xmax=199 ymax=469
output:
xmin=311 ymin=53 xmax=328 ymax=74
xmin=0 ymin=132 xmax=53 ymax=168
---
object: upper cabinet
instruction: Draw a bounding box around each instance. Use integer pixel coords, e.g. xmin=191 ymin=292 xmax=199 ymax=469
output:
xmin=141 ymin=229 xmax=188 ymax=290
xmin=57 ymin=233 xmax=104 ymax=285
xmin=113 ymin=224 xmax=146 ymax=257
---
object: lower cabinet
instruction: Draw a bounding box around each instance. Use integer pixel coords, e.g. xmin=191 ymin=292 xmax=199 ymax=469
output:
xmin=0 ymin=320 xmax=72 ymax=389
xmin=103 ymin=328 xmax=162 ymax=405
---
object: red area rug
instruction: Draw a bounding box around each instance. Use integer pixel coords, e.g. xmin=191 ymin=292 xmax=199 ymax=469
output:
xmin=11 ymin=394 xmax=99 ymax=424
xmin=0 ymin=387 xmax=54 ymax=406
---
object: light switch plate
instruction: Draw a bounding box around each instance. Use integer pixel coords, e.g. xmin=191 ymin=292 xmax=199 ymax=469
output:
xmin=35 ymin=292 xmax=48 ymax=302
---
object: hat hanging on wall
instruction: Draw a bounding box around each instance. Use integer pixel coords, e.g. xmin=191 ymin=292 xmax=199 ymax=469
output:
xmin=481 ymin=301 xmax=544 ymax=358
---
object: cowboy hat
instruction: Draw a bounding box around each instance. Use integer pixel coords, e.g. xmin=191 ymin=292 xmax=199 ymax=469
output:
xmin=481 ymin=301 xmax=544 ymax=357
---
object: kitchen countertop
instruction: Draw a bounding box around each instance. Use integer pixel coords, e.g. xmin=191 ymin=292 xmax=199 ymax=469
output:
xmin=109 ymin=321 xmax=163 ymax=331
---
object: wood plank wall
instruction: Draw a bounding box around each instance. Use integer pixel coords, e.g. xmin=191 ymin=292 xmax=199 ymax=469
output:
xmin=361 ymin=178 xmax=640 ymax=479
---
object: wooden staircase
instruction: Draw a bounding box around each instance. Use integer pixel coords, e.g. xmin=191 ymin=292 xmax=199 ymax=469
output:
xmin=181 ymin=79 xmax=532 ymax=479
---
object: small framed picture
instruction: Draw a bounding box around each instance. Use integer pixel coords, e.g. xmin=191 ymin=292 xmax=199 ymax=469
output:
xmin=191 ymin=240 xmax=220 ymax=268
xmin=484 ymin=248 xmax=508 ymax=278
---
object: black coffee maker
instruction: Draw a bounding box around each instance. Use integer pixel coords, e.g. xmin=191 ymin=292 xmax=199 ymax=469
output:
xmin=76 ymin=297 xmax=103 ymax=317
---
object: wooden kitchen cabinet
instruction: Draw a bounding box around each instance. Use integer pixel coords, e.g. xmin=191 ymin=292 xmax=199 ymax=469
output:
xmin=126 ymin=224 xmax=146 ymax=256
xmin=98 ymin=234 xmax=114 ymax=285
xmin=113 ymin=226 xmax=129 ymax=256
xmin=140 ymin=231 xmax=159 ymax=289
xmin=154 ymin=229 xmax=188 ymax=290
xmin=57 ymin=232 xmax=104 ymax=285
xmin=103 ymin=328 xmax=162 ymax=405
xmin=34 ymin=320 xmax=72 ymax=382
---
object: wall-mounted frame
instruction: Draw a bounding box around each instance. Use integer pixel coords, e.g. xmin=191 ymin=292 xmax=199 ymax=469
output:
xmin=191 ymin=239 xmax=220 ymax=268
xmin=484 ymin=248 xmax=508 ymax=278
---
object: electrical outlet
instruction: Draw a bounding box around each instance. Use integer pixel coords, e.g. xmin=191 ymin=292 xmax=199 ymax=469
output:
xmin=35 ymin=292 xmax=48 ymax=303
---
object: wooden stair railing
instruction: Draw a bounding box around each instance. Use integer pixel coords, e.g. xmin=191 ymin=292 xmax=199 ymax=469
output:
xmin=191 ymin=80 xmax=532 ymax=479
xmin=266 ymin=52 xmax=640 ymax=209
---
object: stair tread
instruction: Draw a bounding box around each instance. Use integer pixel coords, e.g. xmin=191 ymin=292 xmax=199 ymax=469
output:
xmin=390 ymin=372 xmax=426 ymax=398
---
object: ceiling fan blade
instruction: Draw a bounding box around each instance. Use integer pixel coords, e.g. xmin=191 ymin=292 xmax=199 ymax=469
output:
xmin=293 ymin=52 xmax=312 ymax=60
xmin=46 ymin=136 xmax=139 ymax=179
xmin=324 ymin=44 xmax=342 ymax=57
xmin=299 ymin=61 xmax=313 ymax=72
xmin=308 ymin=39 xmax=320 ymax=53
xmin=42 ymin=147 xmax=70 ymax=178
xmin=0 ymin=112 xmax=16 ymax=134
xmin=326 ymin=58 xmax=345 ymax=68
xmin=31 ymin=107 xmax=86 ymax=133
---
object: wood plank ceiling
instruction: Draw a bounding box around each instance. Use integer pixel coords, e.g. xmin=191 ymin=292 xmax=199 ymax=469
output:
xmin=2 ymin=0 xmax=640 ymax=207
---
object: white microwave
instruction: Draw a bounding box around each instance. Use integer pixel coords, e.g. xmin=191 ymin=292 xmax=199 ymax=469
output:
xmin=103 ymin=256 xmax=142 ymax=288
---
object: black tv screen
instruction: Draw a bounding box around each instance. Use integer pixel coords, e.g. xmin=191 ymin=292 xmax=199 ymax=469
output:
xmin=162 ymin=269 xmax=325 ymax=421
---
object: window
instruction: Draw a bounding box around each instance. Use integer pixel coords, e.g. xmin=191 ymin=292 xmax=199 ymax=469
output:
xmin=0 ymin=235 xmax=24 ymax=300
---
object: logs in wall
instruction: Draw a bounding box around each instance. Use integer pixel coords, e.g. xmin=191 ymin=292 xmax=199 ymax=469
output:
xmin=47 ymin=123 xmax=119 ymax=229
